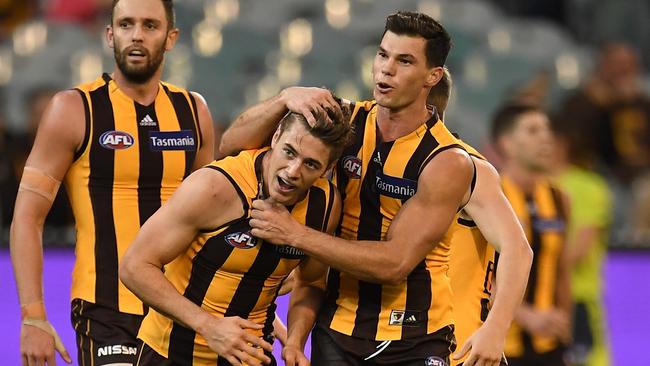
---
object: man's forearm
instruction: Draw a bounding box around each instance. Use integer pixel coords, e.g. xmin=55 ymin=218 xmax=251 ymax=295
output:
xmin=484 ymin=243 xmax=532 ymax=331
xmin=219 ymin=93 xmax=287 ymax=156
xmin=120 ymin=263 xmax=210 ymax=331
xmin=10 ymin=218 xmax=46 ymax=315
xmin=286 ymin=284 xmax=325 ymax=349
xmin=290 ymin=227 xmax=405 ymax=284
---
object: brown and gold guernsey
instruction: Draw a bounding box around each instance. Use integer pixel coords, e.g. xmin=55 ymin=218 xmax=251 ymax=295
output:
xmin=67 ymin=73 xmax=203 ymax=315
xmin=448 ymin=142 xmax=498 ymax=366
xmin=319 ymin=100 xmax=463 ymax=341
xmin=501 ymin=175 xmax=566 ymax=357
xmin=138 ymin=148 xmax=337 ymax=366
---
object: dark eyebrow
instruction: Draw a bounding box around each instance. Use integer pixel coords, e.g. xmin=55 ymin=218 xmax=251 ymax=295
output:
xmin=378 ymin=46 xmax=416 ymax=61
xmin=285 ymin=142 xmax=324 ymax=169
xmin=116 ymin=16 xmax=162 ymax=25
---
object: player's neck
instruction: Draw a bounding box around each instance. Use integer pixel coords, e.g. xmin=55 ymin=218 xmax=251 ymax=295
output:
xmin=376 ymin=102 xmax=430 ymax=142
xmin=111 ymin=68 xmax=163 ymax=106
xmin=502 ymin=163 xmax=543 ymax=194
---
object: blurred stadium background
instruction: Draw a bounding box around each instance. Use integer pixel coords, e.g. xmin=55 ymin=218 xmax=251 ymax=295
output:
xmin=1 ymin=0 xmax=649 ymax=365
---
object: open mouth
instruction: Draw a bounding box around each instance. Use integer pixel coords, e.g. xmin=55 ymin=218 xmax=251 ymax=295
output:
xmin=126 ymin=47 xmax=147 ymax=59
xmin=376 ymin=82 xmax=393 ymax=93
xmin=277 ymin=176 xmax=296 ymax=192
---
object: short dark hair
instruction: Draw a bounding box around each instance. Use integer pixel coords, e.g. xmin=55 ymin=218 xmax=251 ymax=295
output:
xmin=277 ymin=98 xmax=354 ymax=164
xmin=111 ymin=0 xmax=175 ymax=30
xmin=427 ymin=67 xmax=452 ymax=115
xmin=490 ymin=102 xmax=543 ymax=144
xmin=384 ymin=11 xmax=452 ymax=67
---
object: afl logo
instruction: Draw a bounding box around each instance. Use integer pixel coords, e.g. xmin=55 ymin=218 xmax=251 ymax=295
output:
xmin=341 ymin=156 xmax=362 ymax=179
xmin=225 ymin=231 xmax=258 ymax=249
xmin=99 ymin=131 xmax=134 ymax=150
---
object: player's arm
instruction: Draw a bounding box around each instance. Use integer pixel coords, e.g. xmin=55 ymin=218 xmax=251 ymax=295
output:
xmin=190 ymin=92 xmax=216 ymax=169
xmin=452 ymin=158 xmax=533 ymax=365
xmin=219 ymin=87 xmax=342 ymax=157
xmin=283 ymin=193 xmax=341 ymax=366
xmin=119 ymin=169 xmax=273 ymax=365
xmin=250 ymin=148 xmax=473 ymax=284
xmin=10 ymin=90 xmax=85 ymax=365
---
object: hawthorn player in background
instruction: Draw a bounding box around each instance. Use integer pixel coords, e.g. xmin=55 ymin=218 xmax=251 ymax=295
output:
xmin=10 ymin=0 xmax=215 ymax=365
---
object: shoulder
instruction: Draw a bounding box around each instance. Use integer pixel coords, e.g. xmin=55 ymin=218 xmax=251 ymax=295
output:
xmin=39 ymin=89 xmax=86 ymax=140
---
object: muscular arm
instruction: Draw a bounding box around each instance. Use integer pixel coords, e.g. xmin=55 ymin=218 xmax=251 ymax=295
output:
xmin=454 ymin=158 xmax=533 ymax=362
xmin=219 ymin=87 xmax=342 ymax=157
xmin=120 ymin=169 xmax=273 ymax=364
xmin=190 ymin=92 xmax=216 ymax=169
xmin=251 ymin=149 xmax=474 ymax=285
xmin=10 ymin=90 xmax=84 ymax=364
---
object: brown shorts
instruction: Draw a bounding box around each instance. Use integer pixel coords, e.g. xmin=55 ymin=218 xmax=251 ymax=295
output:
xmin=311 ymin=323 xmax=456 ymax=366
xmin=71 ymin=298 xmax=144 ymax=366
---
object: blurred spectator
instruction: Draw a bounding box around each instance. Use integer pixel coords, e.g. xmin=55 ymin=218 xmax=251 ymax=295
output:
xmin=0 ymin=0 xmax=37 ymax=40
xmin=551 ymin=120 xmax=612 ymax=366
xmin=558 ymin=43 xmax=650 ymax=246
xmin=45 ymin=0 xmax=113 ymax=27
xmin=558 ymin=43 xmax=650 ymax=181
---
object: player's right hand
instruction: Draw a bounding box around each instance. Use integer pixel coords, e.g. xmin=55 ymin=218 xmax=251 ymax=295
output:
xmin=200 ymin=316 xmax=274 ymax=365
xmin=281 ymin=87 xmax=343 ymax=126
xmin=282 ymin=344 xmax=310 ymax=366
xmin=21 ymin=323 xmax=72 ymax=365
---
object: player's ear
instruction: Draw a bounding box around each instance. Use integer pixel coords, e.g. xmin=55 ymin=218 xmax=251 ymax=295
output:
xmin=271 ymin=125 xmax=282 ymax=149
xmin=424 ymin=66 xmax=443 ymax=88
xmin=106 ymin=25 xmax=115 ymax=49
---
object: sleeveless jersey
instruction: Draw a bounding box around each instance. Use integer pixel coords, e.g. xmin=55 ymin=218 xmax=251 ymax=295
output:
xmin=319 ymin=100 xmax=463 ymax=341
xmin=138 ymin=149 xmax=337 ymax=366
xmin=501 ymin=175 xmax=566 ymax=356
xmin=67 ymin=73 xmax=203 ymax=315
xmin=448 ymin=142 xmax=498 ymax=366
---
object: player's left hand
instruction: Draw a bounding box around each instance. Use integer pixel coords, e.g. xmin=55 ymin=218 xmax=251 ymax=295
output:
xmin=250 ymin=199 xmax=303 ymax=245
xmin=453 ymin=323 xmax=505 ymax=366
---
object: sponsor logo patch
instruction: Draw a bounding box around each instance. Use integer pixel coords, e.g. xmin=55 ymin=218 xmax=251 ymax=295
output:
xmin=375 ymin=172 xmax=417 ymax=200
xmin=388 ymin=309 xmax=423 ymax=327
xmin=139 ymin=114 xmax=157 ymax=127
xmin=341 ymin=156 xmax=362 ymax=179
xmin=273 ymin=245 xmax=305 ymax=259
xmin=225 ymin=231 xmax=258 ymax=249
xmin=97 ymin=344 xmax=138 ymax=357
xmin=149 ymin=130 xmax=196 ymax=151
xmin=99 ymin=130 xmax=134 ymax=150
xmin=425 ymin=356 xmax=446 ymax=366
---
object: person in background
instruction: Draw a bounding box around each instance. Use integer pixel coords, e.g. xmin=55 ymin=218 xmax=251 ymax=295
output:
xmin=428 ymin=68 xmax=528 ymax=366
xmin=550 ymin=119 xmax=612 ymax=366
xmin=491 ymin=103 xmax=572 ymax=366
xmin=10 ymin=0 xmax=215 ymax=365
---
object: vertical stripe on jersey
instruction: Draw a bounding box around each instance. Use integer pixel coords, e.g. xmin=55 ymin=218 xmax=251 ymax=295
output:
xmin=521 ymin=194 xmax=539 ymax=350
xmin=88 ymin=81 xmax=119 ymax=309
xmin=352 ymin=141 xmax=394 ymax=339
xmin=167 ymin=232 xmax=237 ymax=363
xmin=305 ymin=186 xmax=326 ymax=230
xmin=401 ymin=128 xmax=439 ymax=339
xmin=164 ymin=85 xmax=198 ymax=177
xmin=73 ymin=89 xmax=91 ymax=161
xmin=134 ymin=103 xmax=163 ymax=226
xmin=336 ymin=106 xmax=369 ymax=203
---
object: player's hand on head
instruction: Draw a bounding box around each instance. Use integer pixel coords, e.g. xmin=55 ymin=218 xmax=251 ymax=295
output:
xmin=250 ymin=199 xmax=302 ymax=245
xmin=282 ymin=344 xmax=310 ymax=366
xmin=201 ymin=316 xmax=273 ymax=365
xmin=281 ymin=87 xmax=343 ymax=126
